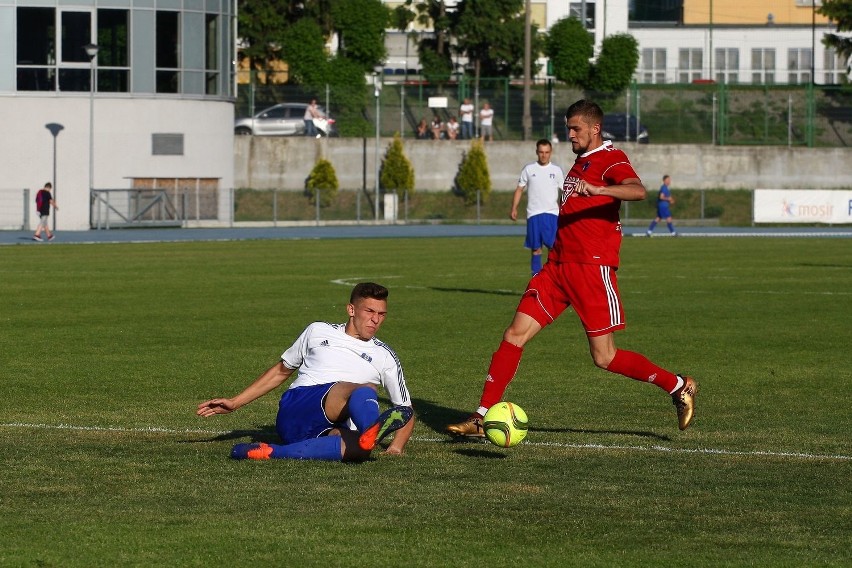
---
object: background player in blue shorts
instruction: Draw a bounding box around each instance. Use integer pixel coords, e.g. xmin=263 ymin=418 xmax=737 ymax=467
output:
xmin=646 ymin=174 xmax=677 ymax=236
xmin=510 ymin=139 xmax=565 ymax=275
xmin=197 ymin=282 xmax=414 ymax=461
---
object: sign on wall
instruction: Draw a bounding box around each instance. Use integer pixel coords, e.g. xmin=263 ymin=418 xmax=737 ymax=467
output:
xmin=754 ymin=189 xmax=852 ymax=224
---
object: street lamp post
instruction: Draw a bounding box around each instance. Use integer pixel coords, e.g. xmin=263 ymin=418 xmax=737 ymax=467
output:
xmin=372 ymin=66 xmax=383 ymax=222
xmin=45 ymin=123 xmax=64 ymax=232
xmin=85 ymin=44 xmax=99 ymax=202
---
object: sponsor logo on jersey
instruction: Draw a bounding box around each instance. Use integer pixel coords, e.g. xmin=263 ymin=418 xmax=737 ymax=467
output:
xmin=320 ymin=340 xmax=329 ymax=346
xmin=561 ymin=176 xmax=581 ymax=204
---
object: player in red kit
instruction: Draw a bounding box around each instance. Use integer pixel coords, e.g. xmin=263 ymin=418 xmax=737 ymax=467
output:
xmin=446 ymin=100 xmax=698 ymax=437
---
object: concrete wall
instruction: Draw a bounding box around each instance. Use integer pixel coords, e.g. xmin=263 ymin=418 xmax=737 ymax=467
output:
xmin=234 ymin=137 xmax=852 ymax=193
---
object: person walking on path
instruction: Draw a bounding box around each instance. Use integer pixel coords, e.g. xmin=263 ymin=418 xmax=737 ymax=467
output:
xmin=33 ymin=182 xmax=58 ymax=241
xmin=646 ymin=175 xmax=677 ymax=236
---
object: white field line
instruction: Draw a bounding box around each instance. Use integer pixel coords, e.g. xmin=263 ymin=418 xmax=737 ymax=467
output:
xmin=2 ymin=422 xmax=848 ymax=462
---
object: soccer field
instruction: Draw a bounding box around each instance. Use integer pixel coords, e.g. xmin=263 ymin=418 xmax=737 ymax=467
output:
xmin=1 ymin=236 xmax=849 ymax=567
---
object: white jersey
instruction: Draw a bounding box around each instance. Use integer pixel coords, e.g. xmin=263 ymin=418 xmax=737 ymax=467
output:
xmin=517 ymin=161 xmax=564 ymax=217
xmin=281 ymin=321 xmax=411 ymax=406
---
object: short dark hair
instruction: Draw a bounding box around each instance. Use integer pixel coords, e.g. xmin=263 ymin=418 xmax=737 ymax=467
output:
xmin=536 ymin=138 xmax=552 ymax=149
xmin=44 ymin=182 xmax=52 ymax=188
xmin=350 ymin=282 xmax=388 ymax=303
xmin=565 ymin=100 xmax=604 ymax=125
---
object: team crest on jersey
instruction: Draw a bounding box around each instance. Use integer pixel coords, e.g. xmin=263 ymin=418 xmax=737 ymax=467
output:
xmin=561 ymin=176 xmax=581 ymax=204
xmin=361 ymin=353 xmax=373 ymax=362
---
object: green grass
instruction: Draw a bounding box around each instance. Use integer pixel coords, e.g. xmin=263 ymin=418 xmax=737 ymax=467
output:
xmin=1 ymin=236 xmax=850 ymax=567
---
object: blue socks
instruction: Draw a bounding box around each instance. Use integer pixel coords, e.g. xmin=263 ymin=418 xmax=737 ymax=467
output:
xmin=269 ymin=436 xmax=342 ymax=461
xmin=647 ymin=220 xmax=658 ymax=233
xmin=232 ymin=436 xmax=343 ymax=461
xmin=667 ymin=222 xmax=675 ymax=234
xmin=348 ymin=386 xmax=380 ymax=432
xmin=531 ymin=253 xmax=543 ymax=275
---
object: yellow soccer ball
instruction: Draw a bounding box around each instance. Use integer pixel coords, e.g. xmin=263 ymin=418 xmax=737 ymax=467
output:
xmin=482 ymin=402 xmax=529 ymax=448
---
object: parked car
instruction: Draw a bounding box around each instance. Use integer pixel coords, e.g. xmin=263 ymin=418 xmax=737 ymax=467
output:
xmin=234 ymin=103 xmax=337 ymax=137
xmin=601 ymin=113 xmax=649 ymax=144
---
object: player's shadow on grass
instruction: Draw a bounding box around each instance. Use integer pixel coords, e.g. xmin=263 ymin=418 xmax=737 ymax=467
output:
xmin=412 ymin=398 xmax=671 ymax=442
xmin=186 ymin=425 xmax=279 ymax=444
xmin=530 ymin=426 xmax=671 ymax=441
xmin=427 ymin=286 xmax=518 ymax=296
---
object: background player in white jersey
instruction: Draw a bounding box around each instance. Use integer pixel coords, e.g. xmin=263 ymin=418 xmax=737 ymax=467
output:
xmin=510 ymin=139 xmax=564 ymax=275
xmin=197 ymin=282 xmax=414 ymax=462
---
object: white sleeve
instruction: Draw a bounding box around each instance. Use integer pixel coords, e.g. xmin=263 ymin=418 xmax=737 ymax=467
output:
xmin=518 ymin=164 xmax=530 ymax=188
xmin=379 ymin=346 xmax=411 ymax=407
xmin=280 ymin=324 xmax=311 ymax=369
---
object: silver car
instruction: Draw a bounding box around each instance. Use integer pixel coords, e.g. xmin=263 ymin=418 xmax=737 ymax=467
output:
xmin=234 ymin=102 xmax=336 ymax=136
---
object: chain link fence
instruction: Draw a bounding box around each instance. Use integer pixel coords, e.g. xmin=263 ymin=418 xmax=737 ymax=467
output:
xmin=237 ymin=73 xmax=852 ymax=147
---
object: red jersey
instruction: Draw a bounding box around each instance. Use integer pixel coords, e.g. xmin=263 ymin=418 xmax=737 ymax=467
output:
xmin=550 ymin=141 xmax=639 ymax=267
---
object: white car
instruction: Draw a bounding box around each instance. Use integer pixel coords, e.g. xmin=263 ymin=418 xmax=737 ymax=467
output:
xmin=234 ymin=103 xmax=337 ymax=136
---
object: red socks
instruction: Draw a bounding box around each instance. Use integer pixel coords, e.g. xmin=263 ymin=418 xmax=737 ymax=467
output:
xmin=478 ymin=340 xmax=523 ymax=410
xmin=606 ymin=349 xmax=679 ymax=393
xmin=476 ymin=344 xmax=679 ymax=414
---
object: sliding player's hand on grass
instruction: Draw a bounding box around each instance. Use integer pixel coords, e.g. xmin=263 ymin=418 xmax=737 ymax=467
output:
xmin=197 ymin=398 xmax=236 ymax=417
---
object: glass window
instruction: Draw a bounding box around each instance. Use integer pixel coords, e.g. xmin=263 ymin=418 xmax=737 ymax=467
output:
xmin=16 ymin=7 xmax=56 ymax=91
xmin=156 ymin=11 xmax=180 ymax=93
xmin=61 ymin=12 xmax=91 ymax=63
xmin=205 ymin=14 xmax=219 ymax=95
xmin=98 ymin=9 xmax=130 ymax=92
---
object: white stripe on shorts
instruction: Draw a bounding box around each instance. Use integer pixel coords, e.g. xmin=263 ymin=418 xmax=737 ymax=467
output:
xmin=600 ymin=265 xmax=622 ymax=328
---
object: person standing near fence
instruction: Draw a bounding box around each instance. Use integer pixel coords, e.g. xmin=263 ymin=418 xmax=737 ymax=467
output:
xmin=479 ymin=102 xmax=494 ymax=142
xmin=303 ymin=99 xmax=322 ymax=138
xmin=510 ymin=139 xmax=564 ymax=276
xmin=33 ymin=182 xmax=57 ymax=241
xmin=460 ymin=98 xmax=474 ymax=139
xmin=646 ymin=175 xmax=677 ymax=237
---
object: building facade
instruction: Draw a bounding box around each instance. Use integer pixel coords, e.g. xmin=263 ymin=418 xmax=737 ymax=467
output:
xmin=1 ymin=0 xmax=237 ymax=230
xmin=381 ymin=0 xmax=848 ymax=85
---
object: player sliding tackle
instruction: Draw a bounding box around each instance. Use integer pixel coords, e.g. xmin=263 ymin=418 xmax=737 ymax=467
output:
xmin=198 ymin=282 xmax=414 ymax=461
xmin=446 ymin=100 xmax=698 ymax=438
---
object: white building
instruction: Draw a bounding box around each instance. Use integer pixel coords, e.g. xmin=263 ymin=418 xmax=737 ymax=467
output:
xmin=1 ymin=0 xmax=237 ymax=231
xmin=381 ymin=0 xmax=848 ymax=85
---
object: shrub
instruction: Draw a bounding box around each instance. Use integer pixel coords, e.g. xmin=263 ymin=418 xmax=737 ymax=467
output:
xmin=455 ymin=139 xmax=491 ymax=205
xmin=380 ymin=134 xmax=415 ymax=197
xmin=306 ymin=159 xmax=339 ymax=207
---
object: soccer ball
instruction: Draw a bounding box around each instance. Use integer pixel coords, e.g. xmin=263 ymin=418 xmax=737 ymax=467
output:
xmin=482 ymin=402 xmax=529 ymax=448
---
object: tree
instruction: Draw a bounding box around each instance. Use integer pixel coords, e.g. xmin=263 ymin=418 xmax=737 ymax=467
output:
xmin=587 ymin=33 xmax=639 ymax=94
xmin=278 ymin=18 xmax=329 ymax=86
xmin=545 ymin=16 xmax=593 ymax=87
xmin=408 ymin=0 xmax=454 ymax=84
xmin=331 ymin=0 xmax=391 ymax=71
xmin=819 ymin=0 xmax=852 ymax=61
xmin=380 ymin=134 xmax=416 ymax=197
xmin=455 ymin=139 xmax=491 ymax=205
xmin=454 ymin=0 xmax=542 ymax=79
xmin=306 ymin=159 xmax=339 ymax=208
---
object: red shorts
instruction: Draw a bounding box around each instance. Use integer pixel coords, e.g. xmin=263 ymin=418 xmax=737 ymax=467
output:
xmin=517 ymin=261 xmax=625 ymax=337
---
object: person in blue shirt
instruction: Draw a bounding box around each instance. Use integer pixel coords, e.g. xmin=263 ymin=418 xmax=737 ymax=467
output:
xmin=646 ymin=175 xmax=677 ymax=236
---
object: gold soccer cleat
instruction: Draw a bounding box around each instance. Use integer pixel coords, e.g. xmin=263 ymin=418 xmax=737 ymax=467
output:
xmin=672 ymin=375 xmax=698 ymax=430
xmin=446 ymin=414 xmax=485 ymax=438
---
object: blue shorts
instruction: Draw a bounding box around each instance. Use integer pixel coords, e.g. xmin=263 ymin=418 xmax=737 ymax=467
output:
xmin=524 ymin=213 xmax=557 ymax=251
xmin=657 ymin=203 xmax=671 ymax=219
xmin=276 ymin=384 xmax=341 ymax=443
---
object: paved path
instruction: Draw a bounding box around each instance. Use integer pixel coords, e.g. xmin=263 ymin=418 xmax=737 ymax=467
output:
xmin=2 ymin=224 xmax=851 ymax=246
